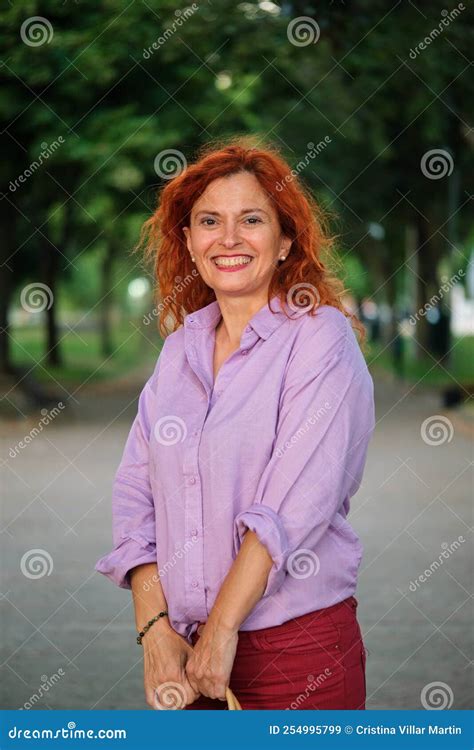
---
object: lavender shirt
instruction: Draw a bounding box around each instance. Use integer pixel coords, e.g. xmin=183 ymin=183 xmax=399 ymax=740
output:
xmin=95 ymin=294 xmax=375 ymax=644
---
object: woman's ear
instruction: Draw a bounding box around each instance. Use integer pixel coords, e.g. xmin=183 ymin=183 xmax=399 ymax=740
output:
xmin=282 ymin=237 xmax=292 ymax=256
xmin=182 ymin=226 xmax=191 ymax=251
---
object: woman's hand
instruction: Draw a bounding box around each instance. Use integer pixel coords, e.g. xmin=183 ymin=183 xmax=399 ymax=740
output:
xmin=142 ymin=620 xmax=201 ymax=709
xmin=185 ymin=619 xmax=239 ymax=700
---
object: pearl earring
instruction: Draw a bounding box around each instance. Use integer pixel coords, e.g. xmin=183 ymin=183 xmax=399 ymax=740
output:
xmin=191 ymin=254 xmax=195 ymax=262
xmin=279 ymin=255 xmax=286 ymax=261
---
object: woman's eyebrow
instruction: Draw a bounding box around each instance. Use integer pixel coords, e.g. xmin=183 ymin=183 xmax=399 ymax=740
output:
xmin=195 ymin=208 xmax=269 ymax=217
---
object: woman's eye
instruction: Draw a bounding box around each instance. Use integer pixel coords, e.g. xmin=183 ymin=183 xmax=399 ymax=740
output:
xmin=199 ymin=216 xmax=262 ymax=226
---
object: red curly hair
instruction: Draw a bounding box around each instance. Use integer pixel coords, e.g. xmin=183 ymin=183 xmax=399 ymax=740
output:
xmin=136 ymin=135 xmax=366 ymax=347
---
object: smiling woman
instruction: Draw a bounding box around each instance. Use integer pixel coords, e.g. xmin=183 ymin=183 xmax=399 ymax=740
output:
xmin=94 ymin=135 xmax=375 ymax=710
xmin=182 ymin=174 xmax=291 ymax=293
xmin=138 ymin=135 xmax=365 ymax=342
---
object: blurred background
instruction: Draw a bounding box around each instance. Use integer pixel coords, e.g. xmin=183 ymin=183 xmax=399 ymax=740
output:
xmin=1 ymin=1 xmax=472 ymax=711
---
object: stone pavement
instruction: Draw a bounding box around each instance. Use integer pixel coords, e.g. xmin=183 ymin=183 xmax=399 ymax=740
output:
xmin=0 ymin=369 xmax=472 ymax=710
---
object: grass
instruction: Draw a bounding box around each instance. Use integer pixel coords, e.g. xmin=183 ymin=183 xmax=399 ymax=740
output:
xmin=10 ymin=321 xmax=163 ymax=388
xmin=367 ymin=336 xmax=474 ymax=389
xmin=10 ymin=322 xmax=473 ymax=393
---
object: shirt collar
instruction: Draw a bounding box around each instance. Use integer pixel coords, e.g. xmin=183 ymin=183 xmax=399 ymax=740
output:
xmin=184 ymin=294 xmax=290 ymax=341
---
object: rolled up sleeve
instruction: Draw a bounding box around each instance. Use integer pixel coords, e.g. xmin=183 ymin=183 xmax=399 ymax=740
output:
xmin=94 ymin=358 xmax=160 ymax=590
xmin=233 ymin=326 xmax=375 ymax=599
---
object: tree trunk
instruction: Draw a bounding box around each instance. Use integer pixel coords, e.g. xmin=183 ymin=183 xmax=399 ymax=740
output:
xmin=99 ymin=240 xmax=114 ymax=358
xmin=0 ymin=199 xmax=13 ymax=373
xmin=415 ymin=212 xmax=444 ymax=358
xmin=43 ymin=241 xmax=62 ymax=367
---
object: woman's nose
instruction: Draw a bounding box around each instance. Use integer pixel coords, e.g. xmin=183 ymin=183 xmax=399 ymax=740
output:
xmin=220 ymin=225 xmax=241 ymax=247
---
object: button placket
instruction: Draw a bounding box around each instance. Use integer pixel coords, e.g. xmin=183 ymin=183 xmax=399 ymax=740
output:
xmin=181 ymin=376 xmax=207 ymax=619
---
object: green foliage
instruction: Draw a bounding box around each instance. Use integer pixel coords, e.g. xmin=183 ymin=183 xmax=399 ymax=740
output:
xmin=1 ymin=0 xmax=473 ymax=376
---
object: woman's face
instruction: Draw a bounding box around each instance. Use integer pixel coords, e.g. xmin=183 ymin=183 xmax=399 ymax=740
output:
xmin=182 ymin=171 xmax=291 ymax=297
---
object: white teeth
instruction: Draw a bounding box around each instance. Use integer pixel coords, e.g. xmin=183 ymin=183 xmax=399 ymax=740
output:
xmin=213 ymin=256 xmax=252 ymax=267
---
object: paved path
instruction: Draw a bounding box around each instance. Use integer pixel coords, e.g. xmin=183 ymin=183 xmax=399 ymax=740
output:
xmin=1 ymin=370 xmax=472 ymax=710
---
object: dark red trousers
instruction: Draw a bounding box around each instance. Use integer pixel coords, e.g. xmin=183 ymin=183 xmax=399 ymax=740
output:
xmin=184 ymin=595 xmax=366 ymax=710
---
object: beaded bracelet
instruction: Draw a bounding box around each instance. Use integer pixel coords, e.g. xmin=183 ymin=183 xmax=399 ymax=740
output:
xmin=136 ymin=610 xmax=169 ymax=645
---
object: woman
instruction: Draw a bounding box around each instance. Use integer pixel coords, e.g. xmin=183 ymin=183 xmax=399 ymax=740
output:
xmin=95 ymin=137 xmax=375 ymax=710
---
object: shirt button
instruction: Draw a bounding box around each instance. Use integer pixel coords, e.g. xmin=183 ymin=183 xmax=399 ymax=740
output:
xmin=191 ymin=528 xmax=198 ymax=537
xmin=245 ymin=325 xmax=251 ymax=332
xmin=188 ymin=476 xmax=196 ymax=485
xmin=193 ymin=429 xmax=199 ymax=436
xmin=191 ymin=579 xmax=199 ymax=588
xmin=241 ymin=349 xmax=248 ymax=355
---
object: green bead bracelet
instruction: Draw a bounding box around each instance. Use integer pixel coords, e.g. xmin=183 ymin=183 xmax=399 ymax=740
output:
xmin=136 ymin=610 xmax=169 ymax=644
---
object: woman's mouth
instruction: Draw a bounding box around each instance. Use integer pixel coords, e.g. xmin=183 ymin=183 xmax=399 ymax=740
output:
xmin=211 ymin=255 xmax=254 ymax=272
